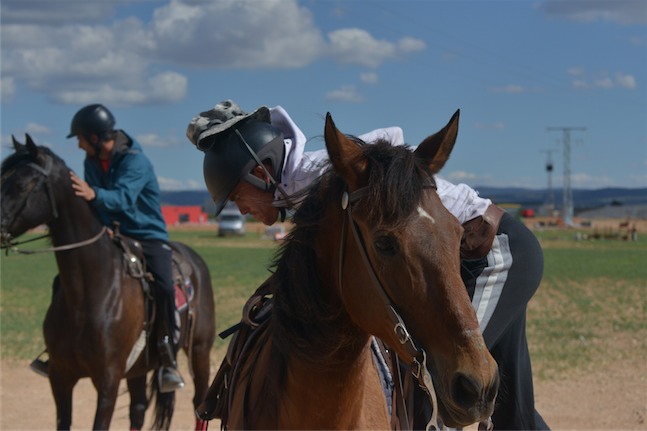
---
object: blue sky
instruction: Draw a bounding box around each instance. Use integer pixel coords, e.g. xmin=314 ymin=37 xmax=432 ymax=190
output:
xmin=1 ymin=0 xmax=646 ymax=192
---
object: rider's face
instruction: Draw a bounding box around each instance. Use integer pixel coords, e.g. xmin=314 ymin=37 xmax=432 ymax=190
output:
xmin=228 ymin=165 xmax=279 ymax=226
xmin=77 ymin=135 xmax=97 ymax=157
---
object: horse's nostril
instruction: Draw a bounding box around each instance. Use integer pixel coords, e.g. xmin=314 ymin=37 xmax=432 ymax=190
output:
xmin=452 ymin=373 xmax=481 ymax=409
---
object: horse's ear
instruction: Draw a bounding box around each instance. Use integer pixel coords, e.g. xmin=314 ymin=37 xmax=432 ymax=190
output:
xmin=11 ymin=135 xmax=26 ymax=152
xmin=24 ymin=133 xmax=38 ymax=157
xmin=324 ymin=113 xmax=367 ymax=189
xmin=414 ymin=109 xmax=460 ymax=174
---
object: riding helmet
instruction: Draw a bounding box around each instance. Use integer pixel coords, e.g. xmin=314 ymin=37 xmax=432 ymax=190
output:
xmin=203 ymin=119 xmax=285 ymax=216
xmin=67 ymin=104 xmax=116 ymax=140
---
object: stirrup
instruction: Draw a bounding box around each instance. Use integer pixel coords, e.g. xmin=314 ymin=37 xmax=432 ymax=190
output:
xmin=159 ymin=366 xmax=185 ymax=393
xmin=29 ymin=351 xmax=49 ymax=378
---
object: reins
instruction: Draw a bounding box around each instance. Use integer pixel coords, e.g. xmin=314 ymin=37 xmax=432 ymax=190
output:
xmin=2 ymin=154 xmax=108 ymax=255
xmin=338 ymin=180 xmax=443 ymax=431
xmin=3 ymin=226 xmax=108 ymax=255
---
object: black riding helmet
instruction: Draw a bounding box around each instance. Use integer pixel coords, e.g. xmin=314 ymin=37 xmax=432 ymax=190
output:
xmin=66 ymin=104 xmax=116 ymax=144
xmin=202 ymin=119 xmax=286 ymax=216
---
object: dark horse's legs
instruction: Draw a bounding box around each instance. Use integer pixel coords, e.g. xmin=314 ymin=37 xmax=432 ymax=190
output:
xmin=127 ymin=375 xmax=149 ymax=430
xmin=49 ymin=368 xmax=76 ymax=430
xmin=91 ymin=373 xmax=122 ymax=430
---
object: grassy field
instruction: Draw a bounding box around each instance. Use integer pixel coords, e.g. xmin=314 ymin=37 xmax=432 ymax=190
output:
xmin=1 ymin=227 xmax=645 ymax=382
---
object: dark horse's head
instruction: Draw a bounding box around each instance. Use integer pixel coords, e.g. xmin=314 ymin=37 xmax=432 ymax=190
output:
xmin=273 ymin=111 xmax=499 ymax=427
xmin=1 ymin=135 xmax=69 ymax=246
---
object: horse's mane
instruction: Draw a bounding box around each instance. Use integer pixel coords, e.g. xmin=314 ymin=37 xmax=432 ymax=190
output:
xmin=270 ymin=138 xmax=434 ymax=366
xmin=1 ymin=145 xmax=63 ymax=176
xmin=1 ymin=147 xmax=32 ymax=178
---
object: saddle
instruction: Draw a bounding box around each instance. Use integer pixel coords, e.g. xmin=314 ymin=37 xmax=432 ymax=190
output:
xmin=196 ymin=280 xmax=274 ymax=428
xmin=111 ymin=227 xmax=196 ymax=361
xmin=195 ymin=280 xmax=418 ymax=430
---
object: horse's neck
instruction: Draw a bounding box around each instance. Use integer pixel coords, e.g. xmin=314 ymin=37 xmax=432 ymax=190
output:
xmin=48 ymin=189 xmax=105 ymax=246
xmin=278 ymin=341 xmax=390 ymax=429
xmin=48 ymin=195 xmax=116 ymax=290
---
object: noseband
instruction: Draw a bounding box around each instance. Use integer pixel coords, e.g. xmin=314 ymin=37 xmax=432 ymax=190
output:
xmin=338 ymin=180 xmax=442 ymax=431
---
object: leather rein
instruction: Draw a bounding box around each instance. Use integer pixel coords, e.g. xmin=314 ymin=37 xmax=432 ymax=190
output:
xmin=1 ymin=157 xmax=107 ymax=255
xmin=337 ymin=179 xmax=442 ymax=431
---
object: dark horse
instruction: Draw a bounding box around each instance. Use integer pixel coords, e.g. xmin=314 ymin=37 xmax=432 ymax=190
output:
xmin=198 ymin=112 xmax=499 ymax=429
xmin=0 ymin=135 xmax=216 ymax=430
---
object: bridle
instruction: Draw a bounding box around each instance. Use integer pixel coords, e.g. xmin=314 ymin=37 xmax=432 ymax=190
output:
xmin=337 ymin=178 xmax=443 ymax=431
xmin=1 ymin=154 xmax=107 ymax=254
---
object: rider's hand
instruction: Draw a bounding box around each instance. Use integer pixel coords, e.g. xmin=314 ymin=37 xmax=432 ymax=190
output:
xmin=70 ymin=171 xmax=96 ymax=202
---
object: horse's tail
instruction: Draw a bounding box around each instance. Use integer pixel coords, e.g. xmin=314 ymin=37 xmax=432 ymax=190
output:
xmin=149 ymin=369 xmax=176 ymax=430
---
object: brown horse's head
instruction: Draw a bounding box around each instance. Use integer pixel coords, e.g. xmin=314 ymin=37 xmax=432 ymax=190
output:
xmin=323 ymin=111 xmax=499 ymax=427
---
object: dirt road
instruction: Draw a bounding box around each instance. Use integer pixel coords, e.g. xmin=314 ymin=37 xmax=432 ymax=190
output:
xmin=1 ymin=355 xmax=645 ymax=430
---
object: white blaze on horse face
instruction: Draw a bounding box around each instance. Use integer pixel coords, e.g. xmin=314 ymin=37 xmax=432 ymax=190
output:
xmin=417 ymin=206 xmax=436 ymax=224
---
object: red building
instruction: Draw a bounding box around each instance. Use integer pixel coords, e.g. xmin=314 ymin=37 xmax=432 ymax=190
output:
xmin=161 ymin=206 xmax=208 ymax=226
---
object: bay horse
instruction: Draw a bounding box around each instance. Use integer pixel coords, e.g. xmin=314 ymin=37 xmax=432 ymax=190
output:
xmin=198 ymin=111 xmax=499 ymax=429
xmin=0 ymin=135 xmax=216 ymax=430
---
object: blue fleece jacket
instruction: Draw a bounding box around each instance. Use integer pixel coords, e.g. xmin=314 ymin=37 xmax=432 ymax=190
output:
xmin=84 ymin=130 xmax=168 ymax=241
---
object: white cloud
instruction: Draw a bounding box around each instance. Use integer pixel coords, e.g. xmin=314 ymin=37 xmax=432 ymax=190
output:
xmin=445 ymin=171 xmax=477 ymax=182
xmin=360 ymin=72 xmax=379 ymax=84
xmin=594 ymin=77 xmax=614 ymax=88
xmin=325 ymin=85 xmax=364 ymax=103
xmin=135 ymin=133 xmax=180 ymax=148
xmin=539 ymin=0 xmax=647 ymax=25
xmin=398 ymin=37 xmax=426 ymax=53
xmin=567 ymin=67 xmax=586 ymax=76
xmin=149 ymin=0 xmax=325 ymax=68
xmin=157 ymin=176 xmax=204 ymax=191
xmin=25 ymin=123 xmax=51 ymax=135
xmin=1 ymin=77 xmax=15 ymax=103
xmin=328 ymin=29 xmax=425 ymax=67
xmin=570 ymin=70 xmax=638 ymax=91
xmin=0 ymin=0 xmax=424 ymax=106
xmin=616 ymin=73 xmax=637 ymax=89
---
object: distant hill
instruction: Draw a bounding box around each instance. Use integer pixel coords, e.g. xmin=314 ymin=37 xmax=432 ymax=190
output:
xmin=472 ymin=186 xmax=647 ymax=212
xmin=161 ymin=187 xmax=647 ymax=215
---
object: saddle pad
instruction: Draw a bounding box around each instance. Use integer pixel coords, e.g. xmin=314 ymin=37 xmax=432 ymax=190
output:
xmin=175 ymin=280 xmax=193 ymax=312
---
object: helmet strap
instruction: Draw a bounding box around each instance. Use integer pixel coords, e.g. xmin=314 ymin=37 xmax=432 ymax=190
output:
xmin=234 ymin=129 xmax=294 ymax=209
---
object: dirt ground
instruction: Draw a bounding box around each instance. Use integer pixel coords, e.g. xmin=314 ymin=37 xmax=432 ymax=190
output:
xmin=1 ymin=354 xmax=645 ymax=430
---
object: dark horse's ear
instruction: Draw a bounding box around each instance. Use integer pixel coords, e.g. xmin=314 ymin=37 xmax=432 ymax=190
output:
xmin=24 ymin=133 xmax=38 ymax=157
xmin=11 ymin=135 xmax=26 ymax=152
xmin=414 ymin=109 xmax=460 ymax=174
xmin=324 ymin=113 xmax=368 ymax=190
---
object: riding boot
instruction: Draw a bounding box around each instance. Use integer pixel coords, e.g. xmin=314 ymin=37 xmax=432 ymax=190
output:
xmin=29 ymin=350 xmax=49 ymax=377
xmin=157 ymin=299 xmax=184 ymax=393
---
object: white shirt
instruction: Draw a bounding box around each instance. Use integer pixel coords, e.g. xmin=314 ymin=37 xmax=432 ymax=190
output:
xmin=269 ymin=106 xmax=491 ymax=223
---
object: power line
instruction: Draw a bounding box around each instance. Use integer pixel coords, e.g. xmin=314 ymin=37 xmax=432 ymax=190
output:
xmin=546 ymin=127 xmax=586 ymax=226
xmin=540 ymin=149 xmax=557 ymax=212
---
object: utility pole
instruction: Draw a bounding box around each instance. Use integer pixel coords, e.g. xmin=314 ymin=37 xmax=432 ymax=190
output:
xmin=540 ymin=149 xmax=556 ymax=214
xmin=546 ymin=127 xmax=586 ymax=226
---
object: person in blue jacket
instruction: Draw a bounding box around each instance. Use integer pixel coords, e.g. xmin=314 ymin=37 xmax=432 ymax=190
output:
xmin=30 ymin=104 xmax=184 ymax=393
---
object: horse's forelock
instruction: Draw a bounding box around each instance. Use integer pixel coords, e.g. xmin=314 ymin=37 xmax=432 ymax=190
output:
xmin=363 ymin=140 xmax=427 ymax=228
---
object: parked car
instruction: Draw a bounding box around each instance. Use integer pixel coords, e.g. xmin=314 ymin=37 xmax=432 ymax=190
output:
xmin=217 ymin=204 xmax=245 ymax=237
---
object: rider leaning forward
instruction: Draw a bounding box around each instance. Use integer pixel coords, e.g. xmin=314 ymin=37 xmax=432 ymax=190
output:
xmin=186 ymin=100 xmax=549 ymax=430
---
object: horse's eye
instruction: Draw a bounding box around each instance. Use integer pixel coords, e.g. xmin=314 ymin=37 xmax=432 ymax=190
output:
xmin=374 ymin=235 xmax=398 ymax=256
